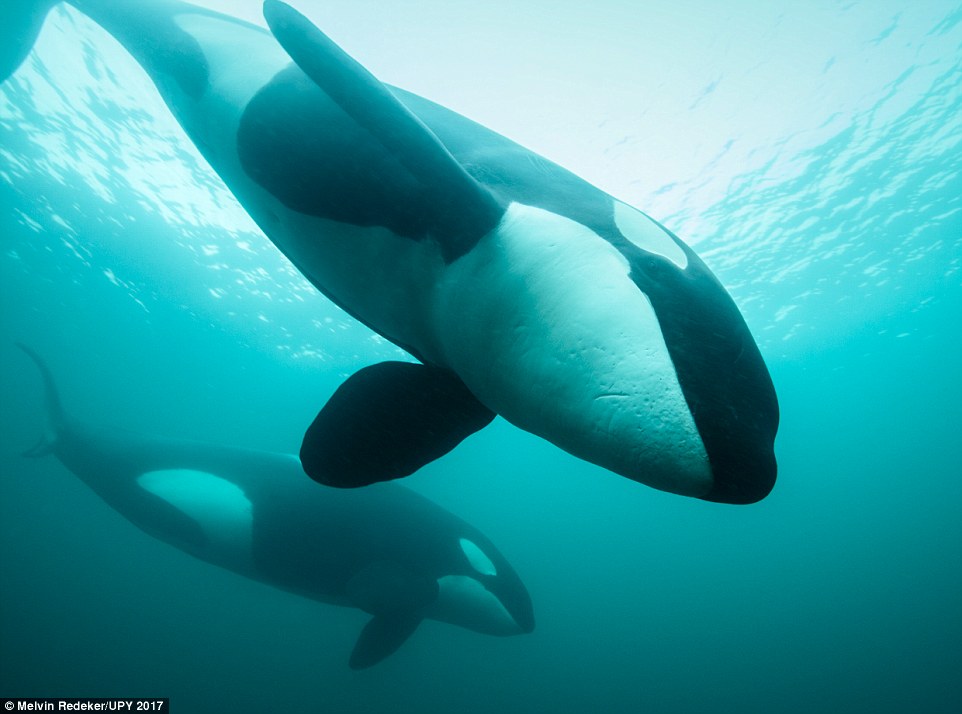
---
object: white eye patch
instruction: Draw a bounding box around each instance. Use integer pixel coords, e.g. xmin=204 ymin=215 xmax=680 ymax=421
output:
xmin=614 ymin=201 xmax=688 ymax=269
xmin=459 ymin=537 xmax=497 ymax=576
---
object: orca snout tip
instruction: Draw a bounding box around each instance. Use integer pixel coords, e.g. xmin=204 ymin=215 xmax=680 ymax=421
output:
xmin=495 ymin=582 xmax=535 ymax=635
xmin=515 ymin=609 xmax=536 ymax=634
xmin=496 ymin=582 xmax=535 ymax=634
xmin=703 ymin=451 xmax=778 ymax=505
xmin=683 ymin=345 xmax=780 ymax=505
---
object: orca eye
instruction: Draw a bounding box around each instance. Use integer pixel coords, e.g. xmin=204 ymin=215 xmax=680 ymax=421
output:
xmin=459 ymin=538 xmax=497 ymax=576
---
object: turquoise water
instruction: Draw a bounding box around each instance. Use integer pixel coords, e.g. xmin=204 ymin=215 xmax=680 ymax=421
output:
xmin=1 ymin=1 xmax=960 ymax=712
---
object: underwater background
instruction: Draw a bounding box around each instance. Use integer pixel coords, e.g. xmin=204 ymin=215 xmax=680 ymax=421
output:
xmin=1 ymin=0 xmax=960 ymax=712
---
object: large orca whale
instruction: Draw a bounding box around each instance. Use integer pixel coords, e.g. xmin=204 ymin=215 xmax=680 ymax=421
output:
xmin=2 ymin=0 xmax=779 ymax=504
xmin=16 ymin=344 xmax=534 ymax=669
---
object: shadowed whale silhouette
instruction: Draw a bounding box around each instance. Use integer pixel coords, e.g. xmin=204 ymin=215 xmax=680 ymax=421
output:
xmin=2 ymin=0 xmax=779 ymax=504
xmin=16 ymin=344 xmax=534 ymax=669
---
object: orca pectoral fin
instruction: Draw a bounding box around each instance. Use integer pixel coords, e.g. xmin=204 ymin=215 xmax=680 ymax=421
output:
xmin=349 ymin=612 xmax=423 ymax=669
xmin=300 ymin=362 xmax=494 ymax=488
xmin=262 ymin=0 xmax=504 ymax=261
xmin=345 ymin=561 xmax=438 ymax=669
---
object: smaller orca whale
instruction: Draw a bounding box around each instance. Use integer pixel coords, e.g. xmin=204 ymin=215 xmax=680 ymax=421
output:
xmin=16 ymin=344 xmax=534 ymax=669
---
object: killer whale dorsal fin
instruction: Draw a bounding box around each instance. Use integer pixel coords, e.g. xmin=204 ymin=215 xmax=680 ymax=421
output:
xmin=262 ymin=0 xmax=504 ymax=261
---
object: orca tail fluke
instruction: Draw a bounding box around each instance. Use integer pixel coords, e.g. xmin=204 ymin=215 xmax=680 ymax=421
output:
xmin=16 ymin=342 xmax=66 ymax=457
xmin=0 ymin=1 xmax=58 ymax=83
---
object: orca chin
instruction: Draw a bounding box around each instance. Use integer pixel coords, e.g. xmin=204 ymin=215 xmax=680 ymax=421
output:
xmin=428 ymin=576 xmax=533 ymax=637
xmin=708 ymin=461 xmax=777 ymax=505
